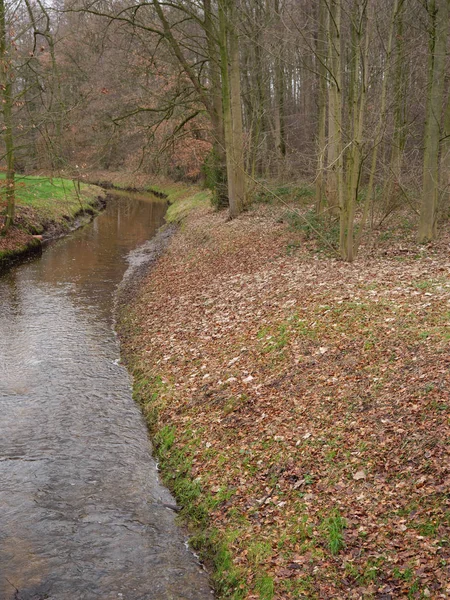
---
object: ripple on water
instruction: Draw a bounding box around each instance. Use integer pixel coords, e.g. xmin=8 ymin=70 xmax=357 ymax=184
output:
xmin=0 ymin=194 xmax=212 ymax=599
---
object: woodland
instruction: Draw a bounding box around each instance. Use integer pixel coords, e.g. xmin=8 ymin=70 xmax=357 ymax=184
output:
xmin=1 ymin=1 xmax=450 ymax=599
xmin=0 ymin=0 xmax=449 ymax=260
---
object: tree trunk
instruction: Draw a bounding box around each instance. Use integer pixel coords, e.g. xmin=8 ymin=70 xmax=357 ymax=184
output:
xmin=315 ymin=0 xmax=327 ymax=215
xmin=355 ymin=0 xmax=401 ymax=253
xmin=219 ymin=0 xmax=246 ymax=218
xmin=384 ymin=0 xmax=407 ymax=209
xmin=342 ymin=0 xmax=369 ymax=262
xmin=326 ymin=0 xmax=342 ymax=218
xmin=440 ymin=91 xmax=450 ymax=207
xmin=418 ymin=0 xmax=449 ymax=243
xmin=0 ymin=0 xmax=14 ymax=233
xmin=204 ymin=0 xmax=228 ymax=209
xmin=273 ymin=0 xmax=286 ymax=166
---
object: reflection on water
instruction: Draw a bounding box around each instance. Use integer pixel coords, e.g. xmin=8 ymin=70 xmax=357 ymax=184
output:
xmin=0 ymin=194 xmax=211 ymax=599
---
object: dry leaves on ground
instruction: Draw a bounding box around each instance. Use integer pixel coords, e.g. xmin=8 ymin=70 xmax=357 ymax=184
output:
xmin=121 ymin=202 xmax=450 ymax=599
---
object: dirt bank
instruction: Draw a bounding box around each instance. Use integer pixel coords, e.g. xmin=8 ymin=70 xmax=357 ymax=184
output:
xmin=117 ymin=198 xmax=450 ymax=599
xmin=0 ymin=186 xmax=105 ymax=274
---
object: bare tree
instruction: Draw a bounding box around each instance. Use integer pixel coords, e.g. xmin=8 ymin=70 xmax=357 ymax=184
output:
xmin=418 ymin=0 xmax=449 ymax=242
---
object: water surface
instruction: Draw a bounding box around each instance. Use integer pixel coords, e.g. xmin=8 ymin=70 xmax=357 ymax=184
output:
xmin=0 ymin=194 xmax=212 ymax=599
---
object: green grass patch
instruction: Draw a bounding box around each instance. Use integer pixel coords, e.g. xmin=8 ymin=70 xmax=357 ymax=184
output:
xmin=1 ymin=174 xmax=104 ymax=268
xmin=247 ymin=541 xmax=272 ymax=567
xmin=0 ymin=173 xmax=103 ymax=233
xmin=1 ymin=174 xmax=102 ymax=226
xmin=132 ymin=372 xmax=247 ymax=597
xmin=255 ymin=575 xmax=275 ymax=600
xmin=144 ymin=182 xmax=211 ymax=223
xmin=191 ymin=529 xmax=246 ymax=599
xmin=166 ymin=190 xmax=210 ymax=223
xmin=257 ymin=313 xmax=317 ymax=356
xmin=321 ymin=509 xmax=346 ymax=555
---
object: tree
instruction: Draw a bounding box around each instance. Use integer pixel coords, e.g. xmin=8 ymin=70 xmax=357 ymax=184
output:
xmin=315 ymin=0 xmax=327 ymax=215
xmin=218 ymin=0 xmax=246 ymax=217
xmin=10 ymin=0 xmax=445 ymax=252
xmin=0 ymin=0 xmax=15 ymax=233
xmin=418 ymin=0 xmax=449 ymax=243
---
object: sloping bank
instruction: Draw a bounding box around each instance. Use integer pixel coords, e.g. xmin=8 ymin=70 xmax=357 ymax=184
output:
xmin=0 ymin=175 xmax=105 ymax=273
xmin=117 ymin=187 xmax=450 ymax=599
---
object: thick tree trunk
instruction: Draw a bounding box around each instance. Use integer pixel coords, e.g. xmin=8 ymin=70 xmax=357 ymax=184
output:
xmin=204 ymin=0 xmax=228 ymax=209
xmin=384 ymin=0 xmax=407 ymax=209
xmin=219 ymin=0 xmax=246 ymax=219
xmin=440 ymin=92 xmax=450 ymax=206
xmin=418 ymin=0 xmax=449 ymax=243
xmin=273 ymin=0 xmax=286 ymax=166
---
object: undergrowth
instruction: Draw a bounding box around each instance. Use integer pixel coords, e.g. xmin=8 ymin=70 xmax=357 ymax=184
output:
xmin=255 ymin=183 xmax=313 ymax=205
xmin=284 ymin=208 xmax=340 ymax=252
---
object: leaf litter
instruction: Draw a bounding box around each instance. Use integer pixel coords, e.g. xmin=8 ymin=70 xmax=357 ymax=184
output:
xmin=119 ymin=202 xmax=450 ymax=599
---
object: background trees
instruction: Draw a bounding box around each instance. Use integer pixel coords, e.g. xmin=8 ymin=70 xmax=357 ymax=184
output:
xmin=1 ymin=0 xmax=450 ymax=253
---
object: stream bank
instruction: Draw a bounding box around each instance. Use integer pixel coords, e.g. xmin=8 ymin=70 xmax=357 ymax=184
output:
xmin=0 ymin=177 xmax=106 ymax=273
xmin=116 ymin=192 xmax=450 ymax=599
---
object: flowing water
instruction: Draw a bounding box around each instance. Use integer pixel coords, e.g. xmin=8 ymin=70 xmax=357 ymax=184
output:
xmin=0 ymin=194 xmax=212 ymax=600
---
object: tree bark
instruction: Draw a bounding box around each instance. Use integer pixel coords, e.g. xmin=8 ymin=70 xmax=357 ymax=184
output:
xmin=0 ymin=0 xmax=14 ymax=233
xmin=315 ymin=0 xmax=327 ymax=215
xmin=326 ymin=0 xmax=342 ymax=218
xmin=418 ymin=0 xmax=449 ymax=243
xmin=219 ymin=0 xmax=246 ymax=218
xmin=273 ymin=0 xmax=286 ymax=165
xmin=204 ymin=0 xmax=228 ymax=209
xmin=385 ymin=0 xmax=407 ymax=209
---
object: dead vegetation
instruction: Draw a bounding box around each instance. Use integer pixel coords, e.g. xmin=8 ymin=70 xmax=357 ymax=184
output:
xmin=119 ymin=200 xmax=450 ymax=599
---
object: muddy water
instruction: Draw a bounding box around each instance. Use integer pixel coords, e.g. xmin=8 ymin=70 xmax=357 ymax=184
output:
xmin=0 ymin=194 xmax=212 ymax=600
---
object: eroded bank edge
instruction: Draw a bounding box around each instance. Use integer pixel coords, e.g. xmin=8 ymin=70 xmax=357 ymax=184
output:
xmin=114 ymin=187 xmax=235 ymax=597
xmin=0 ymin=189 xmax=107 ymax=275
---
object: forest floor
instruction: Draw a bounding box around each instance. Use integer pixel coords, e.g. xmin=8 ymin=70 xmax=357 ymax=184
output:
xmin=0 ymin=175 xmax=105 ymax=269
xmin=118 ymin=190 xmax=450 ymax=600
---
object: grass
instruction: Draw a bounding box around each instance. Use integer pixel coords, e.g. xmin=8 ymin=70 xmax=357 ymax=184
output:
xmin=255 ymin=575 xmax=275 ymax=600
xmin=166 ymin=190 xmax=210 ymax=223
xmin=321 ymin=509 xmax=346 ymax=555
xmin=257 ymin=314 xmax=317 ymax=356
xmin=131 ymin=372 xmax=247 ymax=597
xmin=0 ymin=174 xmax=104 ymax=267
xmin=1 ymin=174 xmax=103 ymax=227
xmin=137 ymin=181 xmax=211 ymax=223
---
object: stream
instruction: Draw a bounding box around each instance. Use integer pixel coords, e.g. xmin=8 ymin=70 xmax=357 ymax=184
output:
xmin=0 ymin=193 xmax=212 ymax=600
